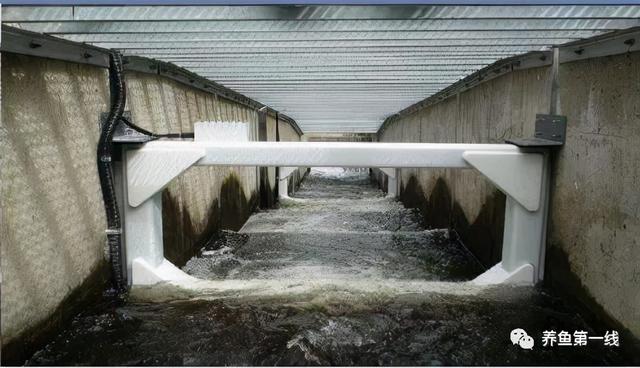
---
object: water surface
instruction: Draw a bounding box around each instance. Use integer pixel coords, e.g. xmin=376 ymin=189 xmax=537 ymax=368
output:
xmin=27 ymin=168 xmax=634 ymax=365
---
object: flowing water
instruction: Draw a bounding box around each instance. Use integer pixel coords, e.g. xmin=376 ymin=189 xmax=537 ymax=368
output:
xmin=26 ymin=168 xmax=635 ymax=365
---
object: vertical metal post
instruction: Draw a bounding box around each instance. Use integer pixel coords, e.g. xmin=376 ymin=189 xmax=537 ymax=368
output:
xmin=550 ymin=47 xmax=560 ymax=115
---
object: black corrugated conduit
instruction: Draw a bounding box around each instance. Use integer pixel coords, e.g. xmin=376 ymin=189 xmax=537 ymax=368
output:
xmin=97 ymin=52 xmax=128 ymax=294
xmin=119 ymin=115 xmax=194 ymax=139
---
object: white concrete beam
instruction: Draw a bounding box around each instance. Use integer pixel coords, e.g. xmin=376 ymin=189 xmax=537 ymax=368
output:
xmin=126 ymin=146 xmax=205 ymax=207
xmin=195 ymin=141 xmax=519 ymax=168
xmin=462 ymin=151 xmax=543 ymax=211
xmin=129 ymin=141 xmax=517 ymax=168
xmin=126 ymin=141 xmax=519 ymax=207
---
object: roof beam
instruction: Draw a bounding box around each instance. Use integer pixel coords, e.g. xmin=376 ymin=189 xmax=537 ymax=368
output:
xmin=7 ymin=18 xmax=639 ymax=33
xmin=53 ymin=29 xmax=604 ymax=42
xmin=4 ymin=5 xmax=640 ymax=22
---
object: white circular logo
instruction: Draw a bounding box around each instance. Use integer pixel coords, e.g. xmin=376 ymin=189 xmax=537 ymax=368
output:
xmin=511 ymin=328 xmax=534 ymax=350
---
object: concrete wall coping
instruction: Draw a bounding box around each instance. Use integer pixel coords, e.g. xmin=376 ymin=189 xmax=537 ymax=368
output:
xmin=0 ymin=25 xmax=303 ymax=138
xmin=379 ymin=26 xmax=640 ymax=134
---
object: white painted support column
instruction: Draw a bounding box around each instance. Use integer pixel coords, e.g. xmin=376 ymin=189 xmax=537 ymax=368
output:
xmin=278 ymin=177 xmax=289 ymax=199
xmin=380 ymin=168 xmax=399 ymax=198
xmin=466 ymin=151 xmax=550 ymax=284
xmin=122 ymin=148 xmax=196 ymax=286
xmin=124 ymin=192 xmax=164 ymax=274
xmin=277 ymin=166 xmax=297 ymax=200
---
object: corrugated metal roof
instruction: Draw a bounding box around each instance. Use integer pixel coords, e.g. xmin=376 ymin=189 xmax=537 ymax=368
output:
xmin=4 ymin=5 xmax=640 ymax=133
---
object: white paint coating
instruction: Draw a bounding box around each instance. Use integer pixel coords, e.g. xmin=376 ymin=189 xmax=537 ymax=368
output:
xmin=380 ymin=168 xmax=396 ymax=178
xmin=473 ymin=262 xmax=535 ymax=285
xmin=462 ymin=151 xmax=543 ymax=211
xmin=123 ymin=191 xmax=165 ymax=282
xmin=279 ymin=166 xmax=297 ymax=179
xmin=194 ymin=141 xmax=518 ymax=168
xmin=126 ymin=141 xmax=521 ymax=206
xmin=382 ymin=168 xmax=399 ymax=198
xmin=278 ymin=177 xmax=290 ymax=200
xmin=132 ymin=257 xmax=198 ymax=285
xmin=126 ymin=146 xmax=205 ymax=207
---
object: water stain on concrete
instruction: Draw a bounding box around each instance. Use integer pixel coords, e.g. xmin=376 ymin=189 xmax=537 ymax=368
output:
xmin=544 ymin=245 xmax=640 ymax=360
xmin=259 ymin=167 xmax=276 ymax=209
xmin=1 ymin=262 xmax=110 ymax=366
xmin=219 ymin=173 xmax=258 ymax=231
xmin=162 ymin=173 xmax=258 ymax=267
xmin=400 ymin=176 xmax=505 ymax=268
xmin=451 ymin=190 xmax=505 ymax=268
xmin=162 ymin=191 xmax=219 ymax=268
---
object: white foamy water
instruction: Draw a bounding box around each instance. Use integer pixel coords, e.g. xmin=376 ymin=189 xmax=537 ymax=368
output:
xmin=132 ymin=167 xmax=485 ymax=302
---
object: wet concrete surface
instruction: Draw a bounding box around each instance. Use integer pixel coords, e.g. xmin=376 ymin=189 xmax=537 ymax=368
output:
xmin=25 ymin=168 xmax=636 ymax=365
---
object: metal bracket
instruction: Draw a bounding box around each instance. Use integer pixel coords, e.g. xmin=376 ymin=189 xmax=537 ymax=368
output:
xmin=99 ymin=111 xmax=156 ymax=144
xmin=506 ymin=114 xmax=567 ymax=147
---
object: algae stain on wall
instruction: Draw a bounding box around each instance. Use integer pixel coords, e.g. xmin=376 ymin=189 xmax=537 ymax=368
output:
xmin=220 ymin=172 xmax=258 ymax=231
xmin=399 ymin=176 xmax=505 ymax=268
xmin=162 ymin=172 xmax=258 ymax=267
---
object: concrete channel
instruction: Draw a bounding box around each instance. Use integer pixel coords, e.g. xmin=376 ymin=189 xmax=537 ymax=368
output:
xmin=18 ymin=169 xmax=636 ymax=365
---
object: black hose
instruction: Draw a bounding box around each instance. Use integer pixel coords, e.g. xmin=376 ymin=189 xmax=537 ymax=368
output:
xmin=119 ymin=115 xmax=156 ymax=137
xmin=119 ymin=115 xmax=194 ymax=139
xmin=97 ymin=52 xmax=127 ymax=293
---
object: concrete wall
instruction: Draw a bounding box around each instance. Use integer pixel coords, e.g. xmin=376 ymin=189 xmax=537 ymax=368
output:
xmin=124 ymin=71 xmax=261 ymax=266
xmin=377 ymin=52 xmax=640 ymax=338
xmin=378 ymin=66 xmax=551 ymax=265
xmin=547 ymin=52 xmax=640 ymax=338
xmin=1 ymin=53 xmax=111 ymax=361
xmin=1 ymin=53 xmax=302 ymax=362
